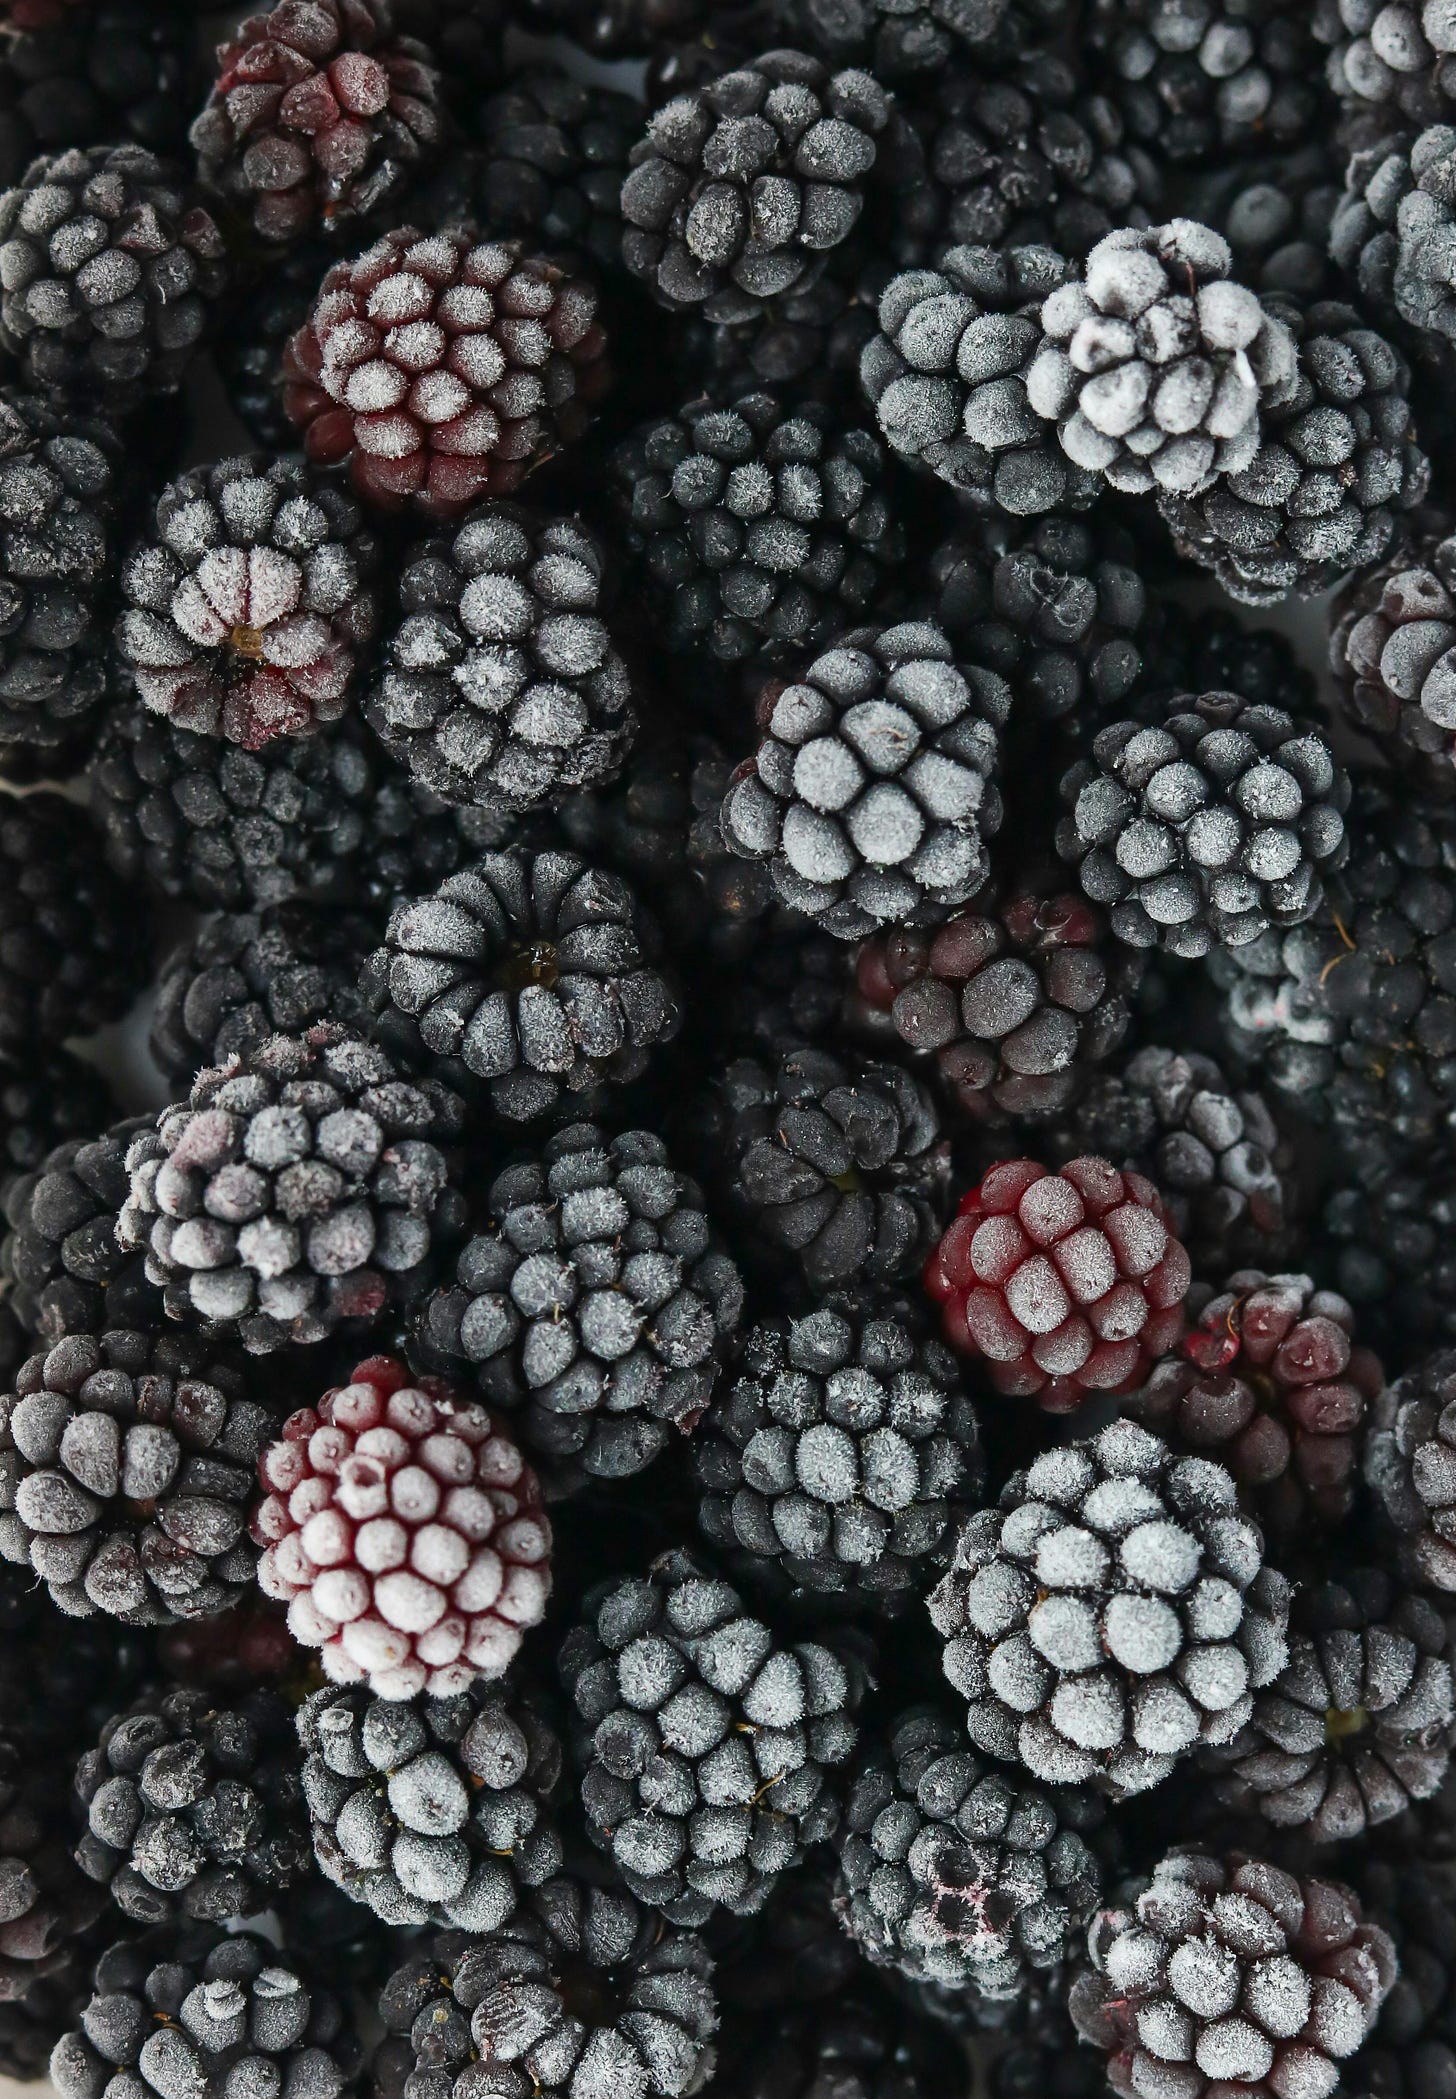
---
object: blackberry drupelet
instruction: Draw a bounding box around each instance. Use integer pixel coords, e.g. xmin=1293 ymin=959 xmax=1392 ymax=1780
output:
xmin=150 ymin=907 xmax=374 ymax=1087
xmin=363 ymin=503 xmax=635 ymax=811
xmin=832 ymin=1703 xmax=1103 ymax=1991
xmin=1 ymin=1116 xmax=157 ymax=1342
xmin=117 ymin=1024 xmax=464 ymax=1354
xmin=0 ymin=792 xmax=150 ymax=1055
xmin=1057 ymin=693 xmax=1350 ymax=958
xmin=691 ymin=1299 xmax=983 ymax=1604
xmin=720 ymin=622 xmax=1006 ymax=939
xmin=0 ymin=1328 xmax=271 ymax=1624
xmin=0 ymin=145 xmax=228 ymax=409
xmin=853 ymin=883 xmax=1143 ymax=1126
xmin=190 ymin=0 xmax=446 ymax=247
xmin=1318 ymin=1154 xmax=1456 ymax=1368
xmin=298 ymin=1675 xmax=563 ymax=1930
xmin=1191 ymin=148 xmax=1343 ymax=301
xmin=560 ymin=1547 xmax=863 ymax=1922
xmin=0 ymin=1731 xmax=100 ymax=1999
xmin=1088 ymin=0 xmax=1328 ymax=167
xmin=1320 ymin=0 xmax=1456 ymax=131
xmin=1366 ymin=1349 xmax=1456 ymax=1589
xmin=928 ymin=1419 xmax=1292 ymax=1793
xmin=787 ymin=0 xmax=1071 ymax=79
xmin=0 ymin=1047 xmax=113 ymax=1198
xmin=1333 ymin=527 xmax=1456 ymax=792
xmin=416 ymin=1122 xmax=744 ymax=1495
xmin=611 ymin=392 xmax=904 ymax=666
xmin=282 ymin=230 xmax=610 ymax=518
xmin=0 ymin=4 xmax=192 ymax=188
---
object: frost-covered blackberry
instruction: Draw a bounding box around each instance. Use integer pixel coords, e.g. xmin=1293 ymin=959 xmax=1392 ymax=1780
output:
xmin=1332 ymin=526 xmax=1456 ymax=792
xmin=1089 ymin=0 xmax=1327 ymax=166
xmin=1 ymin=1116 xmax=157 ymax=1343
xmin=150 ymin=906 xmax=374 ymax=1086
xmin=1366 ymin=1349 xmax=1456 ymax=1589
xmin=0 ymin=793 xmax=151 ymax=1056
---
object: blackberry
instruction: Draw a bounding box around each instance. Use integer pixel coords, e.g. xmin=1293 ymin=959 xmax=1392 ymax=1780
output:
xmin=363 ymin=848 xmax=681 ymax=1123
xmin=0 ymin=1730 xmax=100 ymax=1999
xmin=710 ymin=1987 xmax=965 ymax=2099
xmin=1088 ymin=0 xmax=1329 ymax=167
xmin=1071 ymin=1849 xmax=1399 ymax=2099
xmin=788 ymin=0 xmax=1071 ymax=78
xmin=665 ymin=237 xmax=889 ymax=400
xmin=0 ymin=792 xmax=151 ymax=1055
xmin=861 ymin=244 xmax=1102 ymax=515
xmin=1322 ymin=3 xmax=1456 ymax=136
xmin=1366 ymin=1349 xmax=1456 ymax=1589
xmin=0 ymin=387 xmax=118 ymax=758
xmin=1026 ymin=220 xmax=1300 ymax=499
xmin=0 ymin=4 xmax=192 ymax=188
xmin=254 ymin=1354 xmax=551 ymax=1699
xmin=710 ymin=1041 xmax=948 ymax=1295
xmin=0 ymin=1327 xmax=271 ymax=1625
xmin=853 ymin=883 xmax=1143 ymax=1126
xmin=363 ymin=503 xmax=636 ymax=812
xmin=117 ymin=1025 xmax=465 ymax=1354
xmin=0 ymin=1047 xmax=113 ymax=1198
xmin=1333 ymin=527 xmax=1456 ymax=793
xmin=1 ymin=1116 xmax=158 ymax=1342
xmin=1350 ymin=1859 xmax=1456 ymax=2099
xmin=416 ymin=1122 xmax=744 ymax=1496
xmin=282 ymin=230 xmax=610 ymax=519
xmin=691 ymin=1299 xmax=983 ymax=1604
xmin=0 ymin=1558 xmax=151 ymax=1754
xmin=832 ymin=1703 xmax=1103 ymax=1991
xmin=0 ymin=145 xmax=228 ymax=410
xmin=297 ymin=1675 xmax=563 ymax=1931
xmin=375 ymin=1881 xmax=718 ymax=2099
xmin=1190 ymin=148 xmax=1343 ymax=301
xmin=150 ymin=907 xmax=374 ymax=1088
xmin=560 ymin=1547 xmax=864 ymax=1922
xmin=1057 ymin=693 xmax=1351 ymax=958
xmin=190 ymin=0 xmax=446 ymax=247
xmin=1329 ymin=130 xmax=1420 ymax=323
xmin=619 ymin=50 xmax=890 ymax=321
xmin=924 ymin=1156 xmax=1192 ymax=1413
xmin=1318 ymin=1156 xmax=1456 ymax=1368
xmin=214 ymin=242 xmax=333 ymax=455
xmin=611 ymin=392 xmax=904 ymax=667
xmin=1203 ymin=1569 xmax=1455 ymax=1844
xmin=0 ymin=1965 xmax=90 ymax=2083
xmin=115 ymin=455 xmax=380 ymax=754
xmin=929 ymin=1420 xmax=1292 ymax=1793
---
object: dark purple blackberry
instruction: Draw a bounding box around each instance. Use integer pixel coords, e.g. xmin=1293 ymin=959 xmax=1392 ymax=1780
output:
xmin=213 ymin=243 xmax=333 ymax=455
xmin=667 ymin=237 xmax=889 ymax=400
xmin=0 ymin=4 xmax=193 ymax=187
xmin=1187 ymin=147 xmax=1342 ymax=300
xmin=1088 ymin=0 xmax=1330 ymax=167
xmin=0 ymin=792 xmax=151 ymax=1055
xmin=0 ymin=1728 xmax=100 ymax=2001
xmin=1138 ymin=602 xmax=1318 ymax=715
xmin=0 ymin=1558 xmax=151 ymax=1755
xmin=1346 ymin=1858 xmax=1456 ymax=2099
xmin=788 ymin=0 xmax=1071 ymax=79
xmin=1 ymin=1115 xmax=159 ymax=1343
xmin=1317 ymin=1153 xmax=1456 ymax=1369
xmin=1333 ymin=528 xmax=1456 ymax=795
xmin=1319 ymin=1 xmax=1456 ymax=132
xmin=0 ymin=1048 xmax=113 ymax=1200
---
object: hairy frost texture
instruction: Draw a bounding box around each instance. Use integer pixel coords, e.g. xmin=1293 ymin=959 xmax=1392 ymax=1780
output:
xmin=1320 ymin=0 xmax=1456 ymax=131
xmin=1333 ymin=528 xmax=1456 ymax=793
xmin=928 ymin=1419 xmax=1291 ymax=1795
xmin=116 ymin=457 xmax=379 ymax=752
xmin=1070 ymin=1849 xmax=1398 ymax=2099
xmin=1366 ymin=1349 xmax=1456 ymax=1589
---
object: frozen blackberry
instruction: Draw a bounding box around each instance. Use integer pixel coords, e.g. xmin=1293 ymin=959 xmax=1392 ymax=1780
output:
xmin=0 ymin=145 xmax=228 ymax=410
xmin=691 ymin=1299 xmax=983 ymax=1604
xmin=353 ymin=772 xmax=520 ymax=920
xmin=1203 ymin=1569 xmax=1455 ymax=1844
xmin=1378 ymin=128 xmax=1456 ymax=348
xmin=710 ymin=1987 xmax=965 ymax=2099
xmin=0 ymin=1327 xmax=271 ymax=1624
xmin=721 ymin=622 xmax=1006 ymax=939
xmin=416 ymin=1123 xmax=743 ymax=1496
xmin=364 ymin=848 xmax=680 ymax=1123
xmin=560 ymin=1547 xmax=863 ymax=1922
xmin=50 ymin=1927 xmax=358 ymax=2099
xmin=1088 ymin=0 xmax=1328 ymax=166
xmin=853 ymin=883 xmax=1143 ymax=1126
xmin=150 ymin=907 xmax=374 ymax=1088
xmin=1329 ymin=130 xmax=1420 ymax=321
xmin=612 ymin=392 xmax=904 ymax=667
xmin=1057 ymin=693 xmax=1350 ymax=958
xmin=1158 ymin=298 xmax=1429 ymax=605
xmin=0 ymin=4 xmax=191 ymax=189
xmin=254 ymin=1354 xmax=551 ymax=1699
xmin=0 ymin=1556 xmax=151 ymax=1756
xmin=282 ymin=230 xmax=610 ymax=519
xmin=930 ymin=1419 xmax=1292 ymax=1792
xmin=117 ymin=1025 xmax=464 ymax=1354
xmin=115 ymin=455 xmax=379 ymax=754
xmin=1 ymin=1116 xmax=157 ymax=1342
xmin=789 ymin=0 xmax=1070 ymax=76
xmin=711 ymin=1041 xmax=948 ymax=1296
xmin=1190 ymin=148 xmax=1343 ymax=301
xmin=1320 ymin=0 xmax=1456 ymax=132
xmin=1365 ymin=1349 xmax=1456 ymax=1589
xmin=0 ymin=1964 xmax=90 ymax=2083
xmin=861 ymin=244 xmax=1101 ymax=515
xmin=1026 ymin=220 xmax=1300 ymax=498
xmin=0 ymin=1730 xmax=100 ymax=1999
xmin=0 ymin=387 xmax=118 ymax=758
xmin=190 ymin=0 xmax=446 ymax=247
xmin=1333 ymin=528 xmax=1456 ymax=793
xmin=925 ymin=1156 xmax=1192 ymax=1413
xmin=832 ymin=1703 xmax=1103 ymax=1991
xmin=1318 ymin=1153 xmax=1456 ymax=1368
xmin=376 ymin=1880 xmax=718 ymax=2099
xmin=297 ymin=1675 xmax=563 ymax=1931
xmin=1349 ymin=1858 xmax=1456 ymax=2099
xmin=0 ymin=792 xmax=150 ymax=1056
xmin=0 ymin=1047 xmax=113 ymax=1198
xmin=619 ymin=50 xmax=889 ymax=320
xmin=363 ymin=503 xmax=635 ymax=812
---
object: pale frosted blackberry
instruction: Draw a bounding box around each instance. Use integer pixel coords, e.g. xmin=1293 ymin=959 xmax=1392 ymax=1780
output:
xmin=1333 ymin=528 xmax=1456 ymax=792
xmin=1026 ymin=220 xmax=1300 ymax=498
xmin=721 ymin=622 xmax=1006 ymax=940
xmin=297 ymin=1676 xmax=563 ymax=1932
xmin=416 ymin=1122 xmax=743 ymax=1495
xmin=1158 ymin=298 xmax=1429 ymax=605
xmin=1 ymin=1116 xmax=157 ymax=1342
xmin=1057 ymin=694 xmax=1350 ymax=957
xmin=0 ymin=145 xmax=228 ymax=409
xmin=929 ymin=1420 xmax=1292 ymax=1795
xmin=612 ymin=393 xmax=904 ymax=666
xmin=375 ymin=1882 xmax=718 ymax=2099
xmin=73 ymin=1688 xmax=311 ymax=1926
xmin=710 ymin=1042 xmax=948 ymax=1295
xmin=832 ymin=1703 xmax=1103 ymax=1991
xmin=1202 ymin=1569 xmax=1455 ymax=1844
xmin=364 ymin=849 xmax=680 ymax=1123
xmin=1366 ymin=1350 xmax=1456 ymax=1588
xmin=0 ymin=1047 xmax=112 ymax=1198
xmin=0 ymin=1327 xmax=270 ymax=1625
xmin=117 ymin=1024 xmax=465 ymax=1355
xmin=0 ymin=792 xmax=151 ymax=1055
xmin=1320 ymin=0 xmax=1456 ymax=131
xmin=1088 ymin=0 xmax=1328 ymax=166
xmin=0 ymin=4 xmax=192 ymax=188
xmin=561 ymin=1548 xmax=863 ymax=1922
xmin=691 ymin=1300 xmax=983 ymax=1603
xmin=861 ymin=245 xmax=1101 ymax=515
xmin=363 ymin=504 xmax=636 ymax=812
xmin=1071 ymin=1849 xmax=1398 ymax=2099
